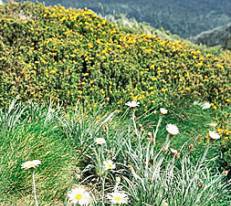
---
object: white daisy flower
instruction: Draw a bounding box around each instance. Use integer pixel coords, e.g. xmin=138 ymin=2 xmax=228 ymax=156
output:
xmin=209 ymin=131 xmax=220 ymax=140
xmin=125 ymin=101 xmax=140 ymax=108
xmin=95 ymin=138 xmax=106 ymax=145
xmin=166 ymin=124 xmax=179 ymax=136
xmin=107 ymin=191 xmax=128 ymax=204
xmin=160 ymin=108 xmax=168 ymax=115
xmin=67 ymin=187 xmax=91 ymax=205
xmin=21 ymin=160 xmax=41 ymax=170
xmin=103 ymin=160 xmax=116 ymax=171
xmin=193 ymin=101 xmax=211 ymax=110
xmin=201 ymin=102 xmax=211 ymax=110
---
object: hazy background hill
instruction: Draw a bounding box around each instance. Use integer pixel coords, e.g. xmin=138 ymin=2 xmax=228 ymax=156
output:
xmin=192 ymin=23 xmax=231 ymax=49
xmin=19 ymin=0 xmax=231 ymax=38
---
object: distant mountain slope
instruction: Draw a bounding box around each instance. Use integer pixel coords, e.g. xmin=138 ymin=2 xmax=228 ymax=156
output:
xmin=20 ymin=0 xmax=231 ymax=38
xmin=104 ymin=14 xmax=180 ymax=41
xmin=192 ymin=23 xmax=231 ymax=50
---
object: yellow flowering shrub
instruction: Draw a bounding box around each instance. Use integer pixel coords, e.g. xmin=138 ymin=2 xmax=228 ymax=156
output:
xmin=0 ymin=3 xmax=230 ymax=107
xmin=218 ymin=127 xmax=231 ymax=165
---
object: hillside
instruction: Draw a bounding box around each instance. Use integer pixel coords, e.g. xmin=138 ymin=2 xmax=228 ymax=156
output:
xmin=192 ymin=23 xmax=231 ymax=50
xmin=0 ymin=3 xmax=231 ymax=206
xmin=0 ymin=3 xmax=230 ymax=108
xmin=20 ymin=0 xmax=231 ymax=38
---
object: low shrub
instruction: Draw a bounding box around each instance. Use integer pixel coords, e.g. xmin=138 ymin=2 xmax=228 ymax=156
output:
xmin=0 ymin=3 xmax=230 ymax=108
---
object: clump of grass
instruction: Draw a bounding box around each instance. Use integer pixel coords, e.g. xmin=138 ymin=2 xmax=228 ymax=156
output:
xmin=0 ymin=101 xmax=77 ymax=205
xmin=124 ymin=141 xmax=230 ymax=206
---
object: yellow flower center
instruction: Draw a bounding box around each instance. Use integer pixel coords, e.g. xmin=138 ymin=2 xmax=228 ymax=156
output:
xmin=114 ymin=196 xmax=122 ymax=203
xmin=75 ymin=193 xmax=83 ymax=201
xmin=107 ymin=163 xmax=113 ymax=169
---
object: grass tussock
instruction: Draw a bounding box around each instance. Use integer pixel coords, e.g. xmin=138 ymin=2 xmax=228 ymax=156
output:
xmin=0 ymin=101 xmax=77 ymax=205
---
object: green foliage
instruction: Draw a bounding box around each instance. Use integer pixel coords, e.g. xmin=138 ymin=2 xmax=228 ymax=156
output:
xmin=0 ymin=3 xmax=230 ymax=108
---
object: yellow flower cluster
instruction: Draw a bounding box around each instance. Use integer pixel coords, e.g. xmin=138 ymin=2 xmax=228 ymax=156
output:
xmin=218 ymin=128 xmax=231 ymax=142
xmin=218 ymin=127 xmax=231 ymax=165
xmin=0 ymin=2 xmax=230 ymax=108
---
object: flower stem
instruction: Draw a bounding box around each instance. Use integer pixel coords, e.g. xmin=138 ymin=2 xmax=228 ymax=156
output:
xmin=153 ymin=116 xmax=163 ymax=145
xmin=32 ymin=170 xmax=39 ymax=206
xmin=101 ymin=175 xmax=106 ymax=205
xmin=132 ymin=110 xmax=139 ymax=137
